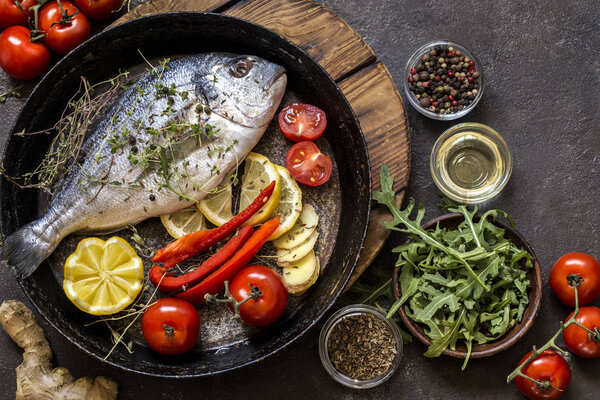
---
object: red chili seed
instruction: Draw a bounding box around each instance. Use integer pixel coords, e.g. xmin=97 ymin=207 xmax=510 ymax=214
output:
xmin=429 ymin=97 xmax=434 ymax=103
xmin=408 ymin=76 xmax=413 ymax=82
xmin=447 ymin=70 xmax=455 ymax=77
xmin=469 ymin=61 xmax=475 ymax=66
xmin=448 ymin=50 xmax=455 ymax=57
xmin=452 ymin=100 xmax=458 ymax=106
xmin=468 ymin=67 xmax=476 ymax=73
xmin=457 ymin=76 xmax=464 ymax=82
xmin=467 ymin=76 xmax=474 ymax=83
xmin=434 ymin=75 xmax=441 ymax=81
xmin=448 ymin=95 xmax=454 ymax=101
xmin=410 ymin=67 xmax=417 ymax=74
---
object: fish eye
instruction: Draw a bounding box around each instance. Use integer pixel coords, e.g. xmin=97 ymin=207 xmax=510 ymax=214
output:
xmin=229 ymin=59 xmax=254 ymax=78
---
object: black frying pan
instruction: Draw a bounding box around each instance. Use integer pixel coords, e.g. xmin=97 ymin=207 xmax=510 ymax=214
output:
xmin=0 ymin=12 xmax=371 ymax=377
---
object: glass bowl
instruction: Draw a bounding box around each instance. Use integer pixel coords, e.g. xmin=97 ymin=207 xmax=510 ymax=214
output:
xmin=403 ymin=40 xmax=484 ymax=120
xmin=430 ymin=122 xmax=512 ymax=204
xmin=318 ymin=305 xmax=403 ymax=389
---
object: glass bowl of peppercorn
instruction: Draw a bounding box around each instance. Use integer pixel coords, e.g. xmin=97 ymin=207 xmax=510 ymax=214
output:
xmin=318 ymin=304 xmax=403 ymax=389
xmin=404 ymin=40 xmax=484 ymax=120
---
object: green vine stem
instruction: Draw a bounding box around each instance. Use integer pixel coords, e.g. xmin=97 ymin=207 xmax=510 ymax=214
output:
xmin=506 ymin=274 xmax=597 ymax=390
xmin=204 ymin=281 xmax=262 ymax=319
xmin=0 ymin=85 xmax=23 ymax=103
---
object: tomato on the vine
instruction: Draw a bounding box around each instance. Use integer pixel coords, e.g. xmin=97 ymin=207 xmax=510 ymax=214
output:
xmin=0 ymin=0 xmax=36 ymax=28
xmin=563 ymin=306 xmax=600 ymax=359
xmin=229 ymin=265 xmax=288 ymax=327
xmin=278 ymin=103 xmax=327 ymax=142
xmin=72 ymin=0 xmax=123 ymax=20
xmin=39 ymin=1 xmax=91 ymax=55
xmin=549 ymin=252 xmax=600 ymax=307
xmin=141 ymin=298 xmax=200 ymax=355
xmin=285 ymin=141 xmax=332 ymax=186
xmin=0 ymin=26 xmax=51 ymax=80
xmin=515 ymin=350 xmax=571 ymax=400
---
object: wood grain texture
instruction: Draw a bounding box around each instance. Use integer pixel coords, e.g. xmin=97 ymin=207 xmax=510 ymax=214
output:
xmin=113 ymin=0 xmax=410 ymax=288
xmin=224 ymin=0 xmax=375 ymax=81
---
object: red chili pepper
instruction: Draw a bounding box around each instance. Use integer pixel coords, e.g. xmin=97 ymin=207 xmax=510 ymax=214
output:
xmin=149 ymin=225 xmax=255 ymax=292
xmin=174 ymin=216 xmax=280 ymax=307
xmin=152 ymin=181 xmax=275 ymax=268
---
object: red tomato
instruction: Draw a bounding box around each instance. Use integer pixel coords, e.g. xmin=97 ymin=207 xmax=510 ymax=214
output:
xmin=278 ymin=103 xmax=327 ymax=142
xmin=72 ymin=0 xmax=123 ymax=20
xmin=0 ymin=26 xmax=51 ymax=80
xmin=563 ymin=306 xmax=600 ymax=359
xmin=549 ymin=252 xmax=600 ymax=307
xmin=141 ymin=298 xmax=200 ymax=355
xmin=229 ymin=265 xmax=288 ymax=327
xmin=285 ymin=141 xmax=332 ymax=186
xmin=39 ymin=1 xmax=91 ymax=55
xmin=0 ymin=0 xmax=36 ymax=28
xmin=515 ymin=350 xmax=571 ymax=400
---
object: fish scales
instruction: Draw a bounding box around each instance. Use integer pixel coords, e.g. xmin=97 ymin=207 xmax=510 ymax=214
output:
xmin=2 ymin=53 xmax=287 ymax=277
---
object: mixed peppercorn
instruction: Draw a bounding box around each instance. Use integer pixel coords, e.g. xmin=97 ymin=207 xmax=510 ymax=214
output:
xmin=408 ymin=44 xmax=480 ymax=115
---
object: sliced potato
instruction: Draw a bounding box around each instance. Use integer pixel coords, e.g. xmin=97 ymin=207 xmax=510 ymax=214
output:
xmin=272 ymin=204 xmax=319 ymax=250
xmin=276 ymin=230 xmax=319 ymax=267
xmin=282 ymin=250 xmax=320 ymax=295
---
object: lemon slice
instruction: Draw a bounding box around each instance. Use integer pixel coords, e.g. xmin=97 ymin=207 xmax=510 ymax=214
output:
xmin=160 ymin=207 xmax=207 ymax=239
xmin=268 ymin=165 xmax=302 ymax=240
xmin=240 ymin=152 xmax=281 ymax=226
xmin=63 ymin=237 xmax=144 ymax=315
xmin=197 ymin=172 xmax=235 ymax=226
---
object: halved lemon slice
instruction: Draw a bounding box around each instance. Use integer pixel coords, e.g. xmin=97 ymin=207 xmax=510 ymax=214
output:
xmin=197 ymin=172 xmax=235 ymax=226
xmin=240 ymin=152 xmax=281 ymax=226
xmin=268 ymin=165 xmax=302 ymax=240
xmin=63 ymin=237 xmax=144 ymax=315
xmin=160 ymin=207 xmax=207 ymax=239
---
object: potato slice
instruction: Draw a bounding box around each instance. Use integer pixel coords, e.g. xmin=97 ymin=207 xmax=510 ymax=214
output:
xmin=282 ymin=250 xmax=320 ymax=295
xmin=272 ymin=204 xmax=319 ymax=250
xmin=276 ymin=230 xmax=319 ymax=267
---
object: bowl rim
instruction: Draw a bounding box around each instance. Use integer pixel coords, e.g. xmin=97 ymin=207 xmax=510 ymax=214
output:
xmin=391 ymin=212 xmax=542 ymax=358
xmin=403 ymin=39 xmax=484 ymax=121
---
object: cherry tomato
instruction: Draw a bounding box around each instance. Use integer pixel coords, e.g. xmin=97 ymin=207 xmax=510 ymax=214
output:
xmin=0 ymin=0 xmax=36 ymax=28
xmin=285 ymin=141 xmax=332 ymax=186
xmin=72 ymin=0 xmax=123 ymax=20
xmin=141 ymin=298 xmax=200 ymax=355
xmin=278 ymin=103 xmax=327 ymax=142
xmin=549 ymin=252 xmax=600 ymax=307
xmin=39 ymin=1 xmax=91 ymax=55
xmin=0 ymin=26 xmax=51 ymax=80
xmin=563 ymin=306 xmax=600 ymax=359
xmin=515 ymin=350 xmax=571 ymax=400
xmin=229 ymin=265 xmax=288 ymax=327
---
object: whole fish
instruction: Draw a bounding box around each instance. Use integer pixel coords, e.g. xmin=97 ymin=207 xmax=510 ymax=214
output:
xmin=3 ymin=53 xmax=287 ymax=278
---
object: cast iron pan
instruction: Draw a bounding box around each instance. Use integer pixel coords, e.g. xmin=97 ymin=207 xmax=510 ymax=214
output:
xmin=0 ymin=13 xmax=371 ymax=377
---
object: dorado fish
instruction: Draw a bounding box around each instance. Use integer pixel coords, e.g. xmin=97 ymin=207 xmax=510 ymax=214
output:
xmin=3 ymin=53 xmax=287 ymax=277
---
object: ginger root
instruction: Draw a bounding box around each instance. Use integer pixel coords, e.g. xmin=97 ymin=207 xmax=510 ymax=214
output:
xmin=0 ymin=300 xmax=118 ymax=400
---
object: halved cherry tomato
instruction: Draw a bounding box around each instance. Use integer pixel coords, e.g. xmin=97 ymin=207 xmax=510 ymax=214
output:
xmin=39 ymin=1 xmax=91 ymax=55
xmin=563 ymin=306 xmax=600 ymax=359
xmin=229 ymin=265 xmax=288 ymax=327
xmin=141 ymin=298 xmax=200 ymax=355
xmin=549 ymin=252 xmax=600 ymax=307
xmin=515 ymin=350 xmax=571 ymax=400
xmin=0 ymin=0 xmax=36 ymax=28
xmin=278 ymin=103 xmax=327 ymax=142
xmin=72 ymin=0 xmax=123 ymax=20
xmin=285 ymin=141 xmax=332 ymax=186
xmin=0 ymin=26 xmax=51 ymax=80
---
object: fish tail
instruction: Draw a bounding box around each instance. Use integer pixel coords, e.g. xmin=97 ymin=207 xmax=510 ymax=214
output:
xmin=2 ymin=219 xmax=59 ymax=278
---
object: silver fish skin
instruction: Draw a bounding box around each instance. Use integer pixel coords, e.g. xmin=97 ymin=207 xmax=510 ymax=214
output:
xmin=3 ymin=53 xmax=287 ymax=277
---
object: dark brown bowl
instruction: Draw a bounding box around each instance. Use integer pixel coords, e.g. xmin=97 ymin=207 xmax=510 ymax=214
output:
xmin=392 ymin=213 xmax=542 ymax=358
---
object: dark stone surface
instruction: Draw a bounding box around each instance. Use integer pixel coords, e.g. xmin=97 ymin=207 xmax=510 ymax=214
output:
xmin=0 ymin=0 xmax=598 ymax=398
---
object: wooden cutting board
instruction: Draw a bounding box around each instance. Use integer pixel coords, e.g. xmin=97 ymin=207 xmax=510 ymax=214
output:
xmin=112 ymin=0 xmax=410 ymax=288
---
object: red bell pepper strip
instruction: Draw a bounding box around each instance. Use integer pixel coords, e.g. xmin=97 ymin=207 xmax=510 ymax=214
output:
xmin=174 ymin=216 xmax=280 ymax=307
xmin=149 ymin=225 xmax=254 ymax=292
xmin=152 ymin=181 xmax=275 ymax=269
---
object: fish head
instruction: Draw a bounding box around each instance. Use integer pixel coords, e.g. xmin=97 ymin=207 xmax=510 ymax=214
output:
xmin=202 ymin=54 xmax=287 ymax=128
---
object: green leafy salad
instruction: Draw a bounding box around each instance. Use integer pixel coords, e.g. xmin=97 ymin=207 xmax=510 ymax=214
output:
xmin=375 ymin=164 xmax=533 ymax=369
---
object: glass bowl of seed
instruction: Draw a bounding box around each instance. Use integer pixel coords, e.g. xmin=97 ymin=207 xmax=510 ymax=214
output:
xmin=318 ymin=304 xmax=403 ymax=389
xmin=403 ymin=40 xmax=484 ymax=120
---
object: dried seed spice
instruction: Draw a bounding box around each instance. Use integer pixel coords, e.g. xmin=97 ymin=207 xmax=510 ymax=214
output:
xmin=327 ymin=313 xmax=397 ymax=380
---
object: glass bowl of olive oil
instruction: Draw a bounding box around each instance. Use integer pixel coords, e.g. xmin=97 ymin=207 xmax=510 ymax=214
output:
xmin=430 ymin=123 xmax=512 ymax=204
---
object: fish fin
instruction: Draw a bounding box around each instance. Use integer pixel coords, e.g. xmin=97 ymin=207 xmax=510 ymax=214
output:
xmin=2 ymin=221 xmax=58 ymax=278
